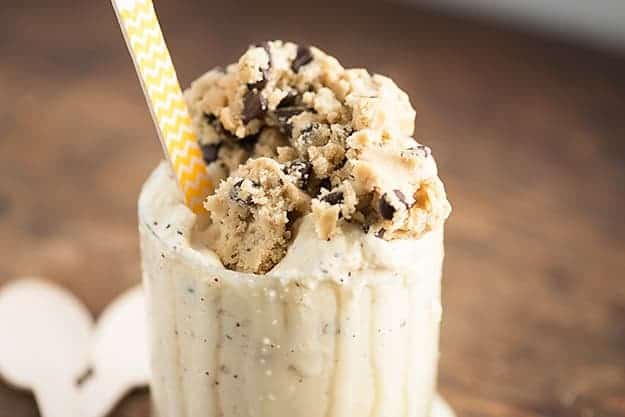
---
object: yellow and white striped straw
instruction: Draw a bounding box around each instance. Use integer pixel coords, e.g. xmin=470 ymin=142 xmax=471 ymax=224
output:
xmin=112 ymin=0 xmax=212 ymax=213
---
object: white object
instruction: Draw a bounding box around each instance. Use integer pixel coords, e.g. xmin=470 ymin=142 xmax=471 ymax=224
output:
xmin=139 ymin=162 xmax=447 ymax=417
xmin=78 ymin=285 xmax=149 ymax=417
xmin=0 ymin=278 xmax=93 ymax=417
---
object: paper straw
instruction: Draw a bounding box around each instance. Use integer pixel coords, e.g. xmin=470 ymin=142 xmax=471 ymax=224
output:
xmin=111 ymin=0 xmax=212 ymax=213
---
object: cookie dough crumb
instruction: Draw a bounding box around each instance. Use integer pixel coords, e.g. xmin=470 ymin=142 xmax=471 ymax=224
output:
xmin=312 ymin=199 xmax=341 ymax=241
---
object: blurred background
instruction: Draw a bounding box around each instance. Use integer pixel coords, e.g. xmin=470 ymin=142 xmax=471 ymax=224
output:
xmin=417 ymin=0 xmax=625 ymax=50
xmin=1 ymin=0 xmax=624 ymax=416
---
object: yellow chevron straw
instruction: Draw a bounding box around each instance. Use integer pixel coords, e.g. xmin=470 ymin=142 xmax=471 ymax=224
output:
xmin=112 ymin=0 xmax=212 ymax=213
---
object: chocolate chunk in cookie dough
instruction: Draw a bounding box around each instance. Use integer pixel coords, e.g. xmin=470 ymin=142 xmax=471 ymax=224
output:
xmin=379 ymin=194 xmax=396 ymax=220
xmin=248 ymin=73 xmax=267 ymax=91
xmin=291 ymin=45 xmax=314 ymax=72
xmin=238 ymin=134 xmax=259 ymax=152
xmin=242 ymin=90 xmax=268 ymax=124
xmin=200 ymin=143 xmax=220 ymax=164
xmin=229 ymin=179 xmax=254 ymax=207
xmin=284 ymin=159 xmax=312 ymax=189
xmin=321 ymin=191 xmax=344 ymax=205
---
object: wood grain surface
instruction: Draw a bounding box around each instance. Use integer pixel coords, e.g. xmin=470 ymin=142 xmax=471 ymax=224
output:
xmin=1 ymin=1 xmax=624 ymax=416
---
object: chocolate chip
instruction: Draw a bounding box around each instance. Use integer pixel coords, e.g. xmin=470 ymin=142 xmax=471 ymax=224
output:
xmin=321 ymin=191 xmax=344 ymax=205
xmin=394 ymin=189 xmax=409 ymax=208
xmin=300 ymin=123 xmax=315 ymax=135
xmin=286 ymin=210 xmax=299 ymax=229
xmin=277 ymin=93 xmax=298 ymax=108
xmin=242 ymin=90 xmax=267 ymax=124
xmin=204 ymin=113 xmax=236 ymax=140
xmin=275 ymin=106 xmax=306 ymax=120
xmin=248 ymin=71 xmax=267 ymax=91
xmin=238 ymin=133 xmax=259 ymax=152
xmin=292 ymin=45 xmax=314 ymax=73
xmin=204 ymin=112 xmax=217 ymax=124
xmin=230 ymin=180 xmax=254 ymax=207
xmin=319 ymin=178 xmax=332 ymax=191
xmin=283 ymin=123 xmax=294 ymax=138
xmin=200 ymin=143 xmax=220 ymax=164
xmin=379 ymin=194 xmax=396 ymax=220
xmin=297 ymin=123 xmax=317 ymax=143
xmin=275 ymin=106 xmax=307 ymax=137
xmin=335 ymin=157 xmax=348 ymax=170
xmin=284 ymin=160 xmax=312 ymax=189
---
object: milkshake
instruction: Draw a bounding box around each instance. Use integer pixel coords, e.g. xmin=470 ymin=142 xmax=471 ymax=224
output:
xmin=139 ymin=41 xmax=451 ymax=417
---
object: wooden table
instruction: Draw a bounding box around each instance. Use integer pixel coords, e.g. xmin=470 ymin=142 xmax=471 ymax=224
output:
xmin=1 ymin=0 xmax=624 ymax=416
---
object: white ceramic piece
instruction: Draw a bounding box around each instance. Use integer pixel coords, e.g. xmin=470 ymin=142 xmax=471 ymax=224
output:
xmin=78 ymin=285 xmax=149 ymax=417
xmin=0 ymin=278 xmax=93 ymax=417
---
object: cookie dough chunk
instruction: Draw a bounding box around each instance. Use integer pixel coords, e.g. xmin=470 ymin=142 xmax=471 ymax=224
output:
xmin=184 ymin=40 xmax=415 ymax=160
xmin=204 ymin=158 xmax=310 ymax=274
xmin=310 ymin=129 xmax=451 ymax=241
xmin=187 ymin=41 xmax=451 ymax=274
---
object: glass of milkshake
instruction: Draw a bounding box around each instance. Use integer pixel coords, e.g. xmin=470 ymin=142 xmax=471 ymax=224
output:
xmin=139 ymin=41 xmax=451 ymax=417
